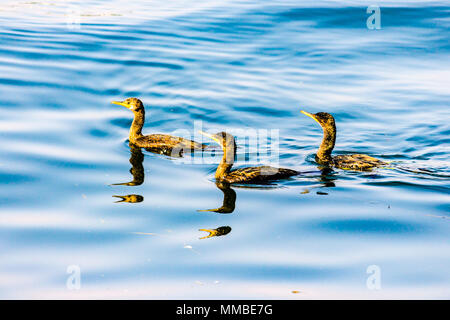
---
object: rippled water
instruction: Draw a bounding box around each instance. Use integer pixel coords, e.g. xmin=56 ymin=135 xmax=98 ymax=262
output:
xmin=0 ymin=0 xmax=449 ymax=299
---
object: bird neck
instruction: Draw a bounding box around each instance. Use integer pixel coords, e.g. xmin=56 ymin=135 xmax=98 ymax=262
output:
xmin=215 ymin=144 xmax=236 ymax=180
xmin=316 ymin=123 xmax=336 ymax=163
xmin=208 ymin=182 xmax=236 ymax=213
xmin=129 ymin=110 xmax=145 ymax=142
xmin=220 ymin=184 xmax=236 ymax=212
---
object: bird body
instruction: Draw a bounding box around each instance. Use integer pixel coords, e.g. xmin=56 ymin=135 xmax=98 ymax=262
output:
xmin=199 ymin=131 xmax=299 ymax=184
xmin=301 ymin=110 xmax=386 ymax=171
xmin=132 ymin=133 xmax=204 ymax=150
xmin=219 ymin=166 xmax=299 ymax=184
xmin=112 ymin=98 xmax=206 ymax=154
xmin=331 ymin=154 xmax=386 ymax=171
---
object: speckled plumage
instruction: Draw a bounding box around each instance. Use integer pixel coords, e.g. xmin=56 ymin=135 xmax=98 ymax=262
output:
xmin=199 ymin=226 xmax=232 ymax=239
xmin=112 ymin=144 xmax=144 ymax=186
xmin=332 ymin=154 xmax=386 ymax=170
xmin=220 ymin=166 xmax=299 ymax=184
xmin=301 ymin=111 xmax=387 ymax=171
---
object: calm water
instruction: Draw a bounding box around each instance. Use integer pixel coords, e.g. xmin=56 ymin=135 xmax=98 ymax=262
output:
xmin=0 ymin=0 xmax=449 ymax=299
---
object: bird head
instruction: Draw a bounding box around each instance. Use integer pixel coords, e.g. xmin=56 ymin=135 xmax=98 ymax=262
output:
xmin=301 ymin=110 xmax=335 ymax=128
xmin=198 ymin=131 xmax=236 ymax=151
xmin=111 ymin=98 xmax=144 ymax=112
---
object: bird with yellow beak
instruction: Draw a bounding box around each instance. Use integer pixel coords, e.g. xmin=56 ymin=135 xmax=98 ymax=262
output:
xmin=111 ymin=97 xmax=206 ymax=156
xmin=301 ymin=110 xmax=387 ymax=170
xmin=199 ymin=131 xmax=299 ymax=184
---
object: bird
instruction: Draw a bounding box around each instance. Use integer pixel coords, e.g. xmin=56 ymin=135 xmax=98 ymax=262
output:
xmin=111 ymin=98 xmax=206 ymax=156
xmin=301 ymin=111 xmax=387 ymax=171
xmin=199 ymin=131 xmax=299 ymax=184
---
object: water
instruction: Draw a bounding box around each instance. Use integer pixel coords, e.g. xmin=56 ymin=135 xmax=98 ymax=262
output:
xmin=0 ymin=0 xmax=449 ymax=299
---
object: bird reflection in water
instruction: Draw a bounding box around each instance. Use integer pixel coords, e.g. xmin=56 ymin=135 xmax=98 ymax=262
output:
xmin=112 ymin=144 xmax=145 ymax=187
xmin=112 ymin=143 xmax=145 ymax=202
xmin=199 ymin=226 xmax=232 ymax=239
xmin=300 ymin=167 xmax=337 ymax=195
xmin=316 ymin=167 xmax=337 ymax=188
xmin=197 ymin=182 xmax=285 ymax=240
xmin=113 ymin=194 xmax=144 ymax=203
xmin=198 ymin=182 xmax=237 ymax=214
xmin=111 ymin=138 xmax=209 ymax=202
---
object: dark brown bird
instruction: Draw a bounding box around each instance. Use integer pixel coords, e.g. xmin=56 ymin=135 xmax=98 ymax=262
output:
xmin=112 ymin=98 xmax=206 ymax=154
xmin=301 ymin=111 xmax=387 ymax=171
xmin=199 ymin=131 xmax=299 ymax=184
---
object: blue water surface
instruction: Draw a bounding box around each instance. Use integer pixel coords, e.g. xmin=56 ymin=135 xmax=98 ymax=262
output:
xmin=0 ymin=0 xmax=449 ymax=298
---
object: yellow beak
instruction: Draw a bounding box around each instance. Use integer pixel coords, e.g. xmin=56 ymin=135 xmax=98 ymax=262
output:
xmin=301 ymin=110 xmax=320 ymax=125
xmin=198 ymin=130 xmax=222 ymax=146
xmin=111 ymin=100 xmax=131 ymax=109
xmin=198 ymin=228 xmax=217 ymax=239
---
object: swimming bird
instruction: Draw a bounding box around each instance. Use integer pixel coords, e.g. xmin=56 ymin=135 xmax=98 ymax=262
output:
xmin=112 ymin=98 xmax=206 ymax=155
xmin=301 ymin=111 xmax=387 ymax=171
xmin=199 ymin=131 xmax=299 ymax=184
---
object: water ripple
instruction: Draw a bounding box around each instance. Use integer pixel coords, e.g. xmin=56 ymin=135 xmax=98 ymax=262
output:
xmin=0 ymin=1 xmax=449 ymax=299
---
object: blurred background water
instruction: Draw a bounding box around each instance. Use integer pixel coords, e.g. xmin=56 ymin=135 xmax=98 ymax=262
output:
xmin=0 ymin=0 xmax=449 ymax=299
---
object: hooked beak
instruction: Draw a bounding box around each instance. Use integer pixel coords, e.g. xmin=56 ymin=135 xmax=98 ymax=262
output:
xmin=301 ymin=110 xmax=320 ymax=125
xmin=111 ymin=100 xmax=131 ymax=109
xmin=198 ymin=130 xmax=222 ymax=146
